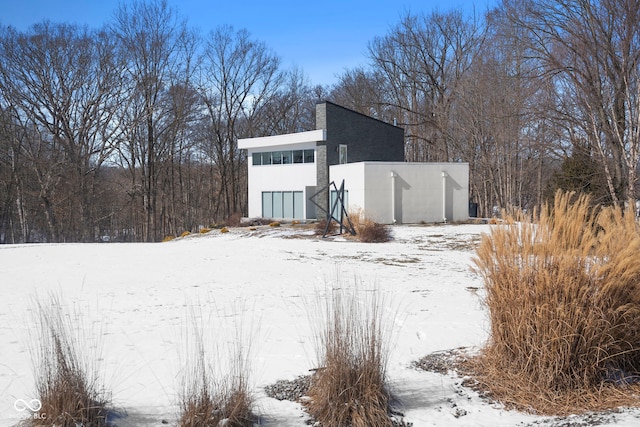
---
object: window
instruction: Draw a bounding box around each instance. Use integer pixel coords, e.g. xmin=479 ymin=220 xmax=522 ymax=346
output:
xmin=330 ymin=190 xmax=349 ymax=217
xmin=272 ymin=191 xmax=283 ymax=217
xmin=293 ymin=150 xmax=303 ymax=163
xmin=272 ymin=151 xmax=282 ymax=164
xmin=252 ymin=149 xmax=315 ymax=166
xmin=261 ymin=152 xmax=272 ymax=165
xmin=262 ymin=192 xmax=273 ymax=217
xmin=282 ymin=150 xmax=292 ymax=164
xmin=339 ymin=144 xmax=348 ymax=164
xmin=262 ymin=191 xmax=304 ymax=219
xmin=283 ymin=192 xmax=294 ymax=217
xmin=304 ymin=149 xmax=314 ymax=163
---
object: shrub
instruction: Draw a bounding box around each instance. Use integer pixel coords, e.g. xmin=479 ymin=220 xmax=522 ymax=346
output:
xmin=220 ymin=227 xmax=229 ymax=233
xmin=306 ymin=282 xmax=396 ymax=426
xmin=348 ymin=209 xmax=391 ymax=242
xmin=356 ymin=218 xmax=391 ymax=243
xmin=162 ymin=235 xmax=175 ymax=242
xmin=472 ymin=190 xmax=640 ymax=414
xmin=29 ymin=294 xmax=110 ymax=426
xmin=199 ymin=228 xmax=211 ymax=234
xmin=180 ymin=231 xmax=191 ymax=238
xmin=269 ymin=221 xmax=281 ymax=227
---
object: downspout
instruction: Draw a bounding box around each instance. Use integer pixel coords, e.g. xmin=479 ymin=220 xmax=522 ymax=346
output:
xmin=442 ymin=171 xmax=448 ymax=223
xmin=390 ymin=171 xmax=397 ymax=224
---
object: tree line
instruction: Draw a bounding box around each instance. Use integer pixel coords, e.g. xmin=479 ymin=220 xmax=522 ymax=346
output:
xmin=1 ymin=0 xmax=639 ymax=243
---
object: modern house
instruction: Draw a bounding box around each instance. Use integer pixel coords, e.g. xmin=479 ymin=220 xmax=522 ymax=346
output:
xmin=238 ymin=101 xmax=469 ymax=224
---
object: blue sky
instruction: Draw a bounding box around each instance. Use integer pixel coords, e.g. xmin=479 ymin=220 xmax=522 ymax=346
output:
xmin=1 ymin=0 xmax=496 ymax=86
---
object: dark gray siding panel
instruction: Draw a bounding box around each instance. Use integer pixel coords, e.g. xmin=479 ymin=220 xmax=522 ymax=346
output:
xmin=316 ymin=102 xmax=404 ymax=166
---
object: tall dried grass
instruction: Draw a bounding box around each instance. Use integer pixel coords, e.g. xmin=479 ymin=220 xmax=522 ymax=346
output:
xmin=472 ymin=191 xmax=640 ymax=414
xmin=306 ymin=282 xmax=396 ymax=426
xmin=314 ymin=218 xmax=338 ymax=236
xmin=178 ymin=348 xmax=253 ymax=427
xmin=348 ymin=209 xmax=391 ymax=243
xmin=30 ymin=294 xmax=110 ymax=426
xmin=177 ymin=305 xmax=255 ymax=427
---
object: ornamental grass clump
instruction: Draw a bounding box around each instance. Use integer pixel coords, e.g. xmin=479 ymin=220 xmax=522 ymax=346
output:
xmin=178 ymin=352 xmax=253 ymax=427
xmin=30 ymin=294 xmax=111 ymax=426
xmin=348 ymin=209 xmax=391 ymax=242
xmin=472 ymin=190 xmax=640 ymax=414
xmin=177 ymin=306 xmax=255 ymax=427
xmin=306 ymin=282 xmax=397 ymax=426
xmin=355 ymin=218 xmax=390 ymax=243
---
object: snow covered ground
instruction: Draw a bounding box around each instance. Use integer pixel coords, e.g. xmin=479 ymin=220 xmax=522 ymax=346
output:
xmin=1 ymin=223 xmax=640 ymax=426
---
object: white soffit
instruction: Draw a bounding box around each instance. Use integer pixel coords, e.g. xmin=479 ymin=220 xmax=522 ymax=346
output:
xmin=238 ymin=129 xmax=326 ymax=150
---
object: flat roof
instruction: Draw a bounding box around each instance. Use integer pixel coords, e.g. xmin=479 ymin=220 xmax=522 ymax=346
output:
xmin=238 ymin=129 xmax=326 ymax=150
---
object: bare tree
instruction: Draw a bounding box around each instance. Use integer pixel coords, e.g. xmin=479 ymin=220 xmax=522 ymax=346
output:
xmin=198 ymin=25 xmax=282 ymax=219
xmin=0 ymin=105 xmax=26 ymax=243
xmin=112 ymin=0 xmax=195 ymax=241
xmin=449 ymin=7 xmax=556 ymax=216
xmin=256 ymin=67 xmax=317 ymax=135
xmin=157 ymin=81 xmax=202 ymax=236
xmin=368 ymin=10 xmax=486 ymax=162
xmin=0 ymin=23 xmax=123 ymax=241
xmin=506 ymin=0 xmax=640 ymax=204
xmin=331 ymin=67 xmax=399 ymax=122
xmin=0 ymin=101 xmax=63 ymax=242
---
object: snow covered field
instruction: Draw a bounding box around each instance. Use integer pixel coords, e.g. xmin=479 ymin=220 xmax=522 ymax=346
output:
xmin=2 ymin=223 xmax=640 ymax=426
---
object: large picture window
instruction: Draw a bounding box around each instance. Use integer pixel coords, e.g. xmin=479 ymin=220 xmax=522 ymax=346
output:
xmin=262 ymin=191 xmax=304 ymax=219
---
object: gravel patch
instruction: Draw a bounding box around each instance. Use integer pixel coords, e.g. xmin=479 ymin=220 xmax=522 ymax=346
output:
xmin=411 ymin=347 xmax=470 ymax=375
xmin=264 ymin=375 xmax=311 ymax=402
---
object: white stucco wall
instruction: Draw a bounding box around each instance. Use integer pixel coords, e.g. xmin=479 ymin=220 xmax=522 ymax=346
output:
xmin=244 ymin=145 xmax=317 ymax=219
xmin=330 ymin=162 xmax=469 ymax=224
xmin=240 ymin=130 xmax=326 ymax=219
xmin=328 ymin=162 xmax=366 ymax=214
